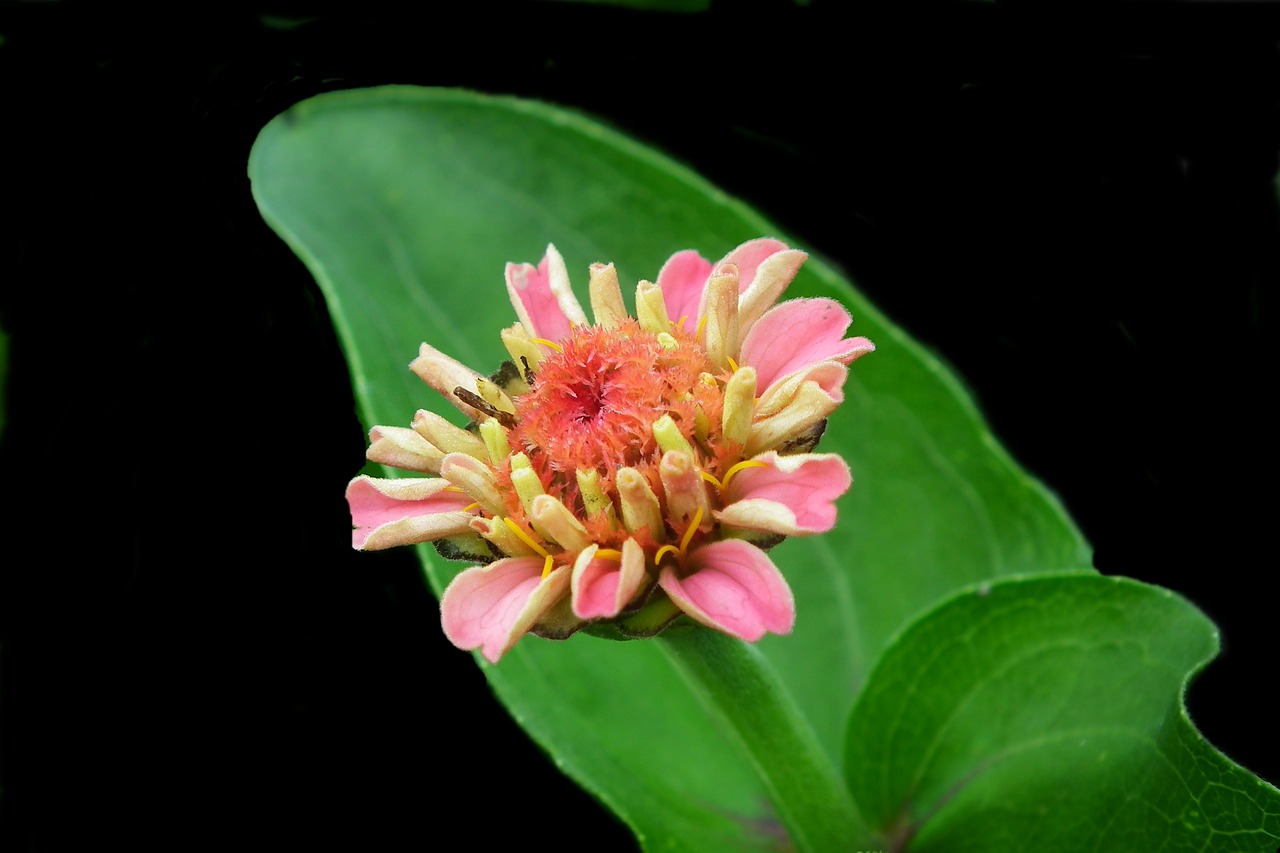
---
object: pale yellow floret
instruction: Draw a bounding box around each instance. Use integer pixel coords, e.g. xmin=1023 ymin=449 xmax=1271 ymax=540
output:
xmin=659 ymin=450 xmax=711 ymax=532
xmin=576 ymin=469 xmax=619 ymax=527
xmin=509 ymin=452 xmax=546 ymax=518
xmin=721 ymin=367 xmax=758 ymax=449
xmin=413 ymin=410 xmax=489 ymax=459
xmin=635 ymin=280 xmax=671 ymax=334
xmin=656 ymin=331 xmax=679 ymax=351
xmin=475 ymin=377 xmax=517 ymax=416
xmin=531 ymin=494 xmax=592 ymax=552
xmin=588 ymin=262 xmax=628 ymax=329
xmin=700 ymin=269 xmax=739 ymax=371
xmin=501 ymin=322 xmax=547 ymax=375
xmin=471 ymin=515 xmax=540 ymax=557
xmin=617 ymin=467 xmax=665 ymax=542
xmin=652 ymin=414 xmax=694 ymax=457
xmin=479 ymin=419 xmax=511 ymax=467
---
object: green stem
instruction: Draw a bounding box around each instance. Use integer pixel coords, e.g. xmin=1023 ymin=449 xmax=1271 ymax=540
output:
xmin=658 ymin=624 xmax=871 ymax=852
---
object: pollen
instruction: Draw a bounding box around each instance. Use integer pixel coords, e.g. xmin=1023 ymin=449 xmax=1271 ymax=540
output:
xmin=507 ymin=318 xmax=725 ymax=511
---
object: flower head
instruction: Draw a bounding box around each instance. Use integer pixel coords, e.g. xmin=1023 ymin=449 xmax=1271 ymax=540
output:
xmin=347 ymin=239 xmax=874 ymax=662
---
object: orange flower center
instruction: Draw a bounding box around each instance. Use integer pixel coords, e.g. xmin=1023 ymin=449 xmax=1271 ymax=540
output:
xmin=506 ymin=318 xmax=726 ymax=517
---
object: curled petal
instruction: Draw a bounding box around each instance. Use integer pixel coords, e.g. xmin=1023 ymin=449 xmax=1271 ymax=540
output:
xmin=410 ymin=343 xmax=490 ymax=422
xmin=716 ymin=451 xmax=852 ymax=535
xmin=718 ymin=237 xmax=791 ymax=299
xmin=741 ymin=298 xmax=875 ymax=391
xmin=755 ymin=360 xmax=847 ymax=419
xmin=365 ymin=425 xmax=444 ymax=473
xmin=746 ymin=373 xmax=843 ymax=457
xmin=571 ymin=538 xmax=647 ymax=620
xmin=659 ymin=540 xmax=795 ymax=641
xmin=412 ymin=410 xmax=489 ymax=459
xmin=505 ymin=243 xmax=588 ymax=343
xmin=441 ymin=558 xmax=571 ymax=663
xmin=346 ymin=476 xmax=474 ymax=550
xmin=439 ymin=453 xmax=506 ymax=517
xmin=733 ymin=245 xmax=807 ymax=345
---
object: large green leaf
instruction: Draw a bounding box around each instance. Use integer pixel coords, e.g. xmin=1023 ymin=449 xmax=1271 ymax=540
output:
xmin=249 ymin=86 xmax=1090 ymax=849
xmin=846 ymin=573 xmax=1280 ymax=851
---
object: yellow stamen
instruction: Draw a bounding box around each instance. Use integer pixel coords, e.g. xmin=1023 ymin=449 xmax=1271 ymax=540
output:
xmin=531 ymin=337 xmax=563 ymax=353
xmin=699 ymin=470 xmax=724 ymax=491
xmin=462 ymin=502 xmax=480 ymax=512
xmin=679 ymin=506 xmax=704 ymax=554
xmin=594 ymin=549 xmax=623 ymax=562
xmin=720 ymin=459 xmax=769 ymax=491
xmin=541 ymin=554 xmax=555 ymax=579
xmin=726 ymin=356 xmax=739 ymax=372
xmin=695 ymin=313 xmax=708 ymax=342
xmin=443 ymin=485 xmax=466 ymax=493
xmin=502 ymin=517 xmax=551 ymax=558
xmin=673 ymin=314 xmax=689 ymax=331
xmin=658 ymin=505 xmax=706 ymax=567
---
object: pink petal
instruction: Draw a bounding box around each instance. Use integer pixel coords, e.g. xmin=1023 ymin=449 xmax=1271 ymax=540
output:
xmin=659 ymin=540 xmax=795 ymax=641
xmin=717 ymin=237 xmax=789 ymax=297
xmin=440 ymin=558 xmax=571 ymax=663
xmin=346 ymin=476 xmax=475 ymax=550
xmin=656 ymin=249 xmax=713 ymax=333
xmin=717 ymin=451 xmax=852 ymax=535
xmin=740 ymin=298 xmax=875 ymax=391
xmin=505 ymin=244 xmax=587 ymax=342
xmin=571 ymin=539 xmax=646 ymax=620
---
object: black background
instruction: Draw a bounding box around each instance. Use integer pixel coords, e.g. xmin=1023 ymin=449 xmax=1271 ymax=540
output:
xmin=2 ymin=2 xmax=1277 ymax=850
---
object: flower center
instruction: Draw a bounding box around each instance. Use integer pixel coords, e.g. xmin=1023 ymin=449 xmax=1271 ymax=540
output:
xmin=507 ymin=318 xmax=724 ymax=512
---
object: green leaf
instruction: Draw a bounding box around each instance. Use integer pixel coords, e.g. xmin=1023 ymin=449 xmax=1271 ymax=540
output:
xmin=249 ymin=85 xmax=1090 ymax=850
xmin=845 ymin=572 xmax=1280 ymax=851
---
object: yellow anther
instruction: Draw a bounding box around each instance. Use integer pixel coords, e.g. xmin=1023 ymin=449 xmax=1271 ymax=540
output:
xmin=726 ymin=356 xmax=739 ymax=372
xmin=695 ymin=313 xmax=708 ymax=342
xmin=531 ymin=338 xmax=564 ymax=353
xmin=540 ymin=554 xmax=555 ymax=579
xmin=720 ymin=459 xmax=769 ymax=491
xmin=462 ymin=502 xmax=480 ymax=513
xmin=653 ymin=414 xmax=694 ymax=457
xmin=673 ymin=315 xmax=689 ymax=331
xmin=443 ymin=485 xmax=466 ymax=493
xmin=594 ymin=549 xmax=623 ymax=562
xmin=502 ymin=517 xmax=551 ymax=558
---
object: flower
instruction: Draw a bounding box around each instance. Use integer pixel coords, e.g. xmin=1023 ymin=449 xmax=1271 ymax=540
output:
xmin=347 ymin=238 xmax=874 ymax=662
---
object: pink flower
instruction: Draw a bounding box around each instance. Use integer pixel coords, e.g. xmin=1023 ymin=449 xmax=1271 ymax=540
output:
xmin=347 ymin=239 xmax=873 ymax=662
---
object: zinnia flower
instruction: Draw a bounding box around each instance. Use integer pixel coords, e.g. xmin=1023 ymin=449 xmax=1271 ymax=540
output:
xmin=347 ymin=238 xmax=874 ymax=662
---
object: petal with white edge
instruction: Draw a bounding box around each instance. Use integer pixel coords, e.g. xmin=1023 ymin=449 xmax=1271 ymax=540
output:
xmin=572 ymin=538 xmax=646 ymax=620
xmin=505 ymin=243 xmax=587 ymax=343
xmin=717 ymin=452 xmax=852 ymax=536
xmin=441 ymin=558 xmax=571 ymax=663
xmin=741 ymin=298 xmax=875 ymax=391
xmin=346 ymin=476 xmax=475 ymax=550
xmin=659 ymin=540 xmax=795 ymax=641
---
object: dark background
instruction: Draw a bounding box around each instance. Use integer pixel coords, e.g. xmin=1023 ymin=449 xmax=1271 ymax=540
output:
xmin=2 ymin=2 xmax=1277 ymax=850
